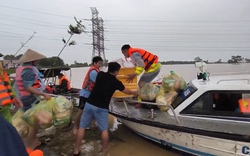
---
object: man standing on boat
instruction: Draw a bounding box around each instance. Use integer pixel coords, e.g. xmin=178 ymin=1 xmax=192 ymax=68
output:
xmin=73 ymin=56 xmax=103 ymax=135
xmin=121 ymin=44 xmax=161 ymax=108
xmin=14 ymin=49 xmax=51 ymax=150
xmin=73 ymin=62 xmax=137 ymax=156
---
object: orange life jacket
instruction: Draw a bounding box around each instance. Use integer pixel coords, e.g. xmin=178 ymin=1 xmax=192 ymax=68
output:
xmin=82 ymin=66 xmax=99 ymax=91
xmin=26 ymin=148 xmax=43 ymax=156
xmin=15 ymin=65 xmax=41 ymax=97
xmin=59 ymin=75 xmax=71 ymax=90
xmin=238 ymin=99 xmax=250 ymax=113
xmin=0 ymin=69 xmax=14 ymax=107
xmin=128 ymin=47 xmax=158 ymax=70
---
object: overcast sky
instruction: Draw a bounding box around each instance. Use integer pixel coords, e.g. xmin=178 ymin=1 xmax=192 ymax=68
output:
xmin=1 ymin=0 xmax=250 ymax=64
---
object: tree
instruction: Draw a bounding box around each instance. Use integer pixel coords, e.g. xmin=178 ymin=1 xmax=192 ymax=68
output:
xmin=38 ymin=57 xmax=65 ymax=67
xmin=194 ymin=56 xmax=202 ymax=62
xmin=215 ymin=59 xmax=222 ymax=63
xmin=228 ymin=55 xmax=243 ymax=64
xmin=245 ymin=58 xmax=250 ymax=63
xmin=59 ymin=17 xmax=85 ymax=55
xmin=15 ymin=54 xmax=23 ymax=60
xmin=51 ymin=17 xmax=85 ymax=68
xmin=70 ymin=61 xmax=89 ymax=67
xmin=3 ymin=55 xmax=14 ymax=60
xmin=3 ymin=54 xmax=23 ymax=61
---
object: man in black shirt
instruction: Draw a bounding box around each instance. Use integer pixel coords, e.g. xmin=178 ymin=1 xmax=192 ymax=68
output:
xmin=73 ymin=62 xmax=137 ymax=156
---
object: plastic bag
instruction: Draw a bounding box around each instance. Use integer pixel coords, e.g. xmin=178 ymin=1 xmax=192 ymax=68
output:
xmin=139 ymin=83 xmax=161 ymax=101
xmin=12 ymin=110 xmax=29 ymax=137
xmin=52 ymin=96 xmax=73 ymax=128
xmin=162 ymin=71 xmax=186 ymax=92
xmin=21 ymin=96 xmax=73 ymax=129
xmin=156 ymin=91 xmax=178 ymax=111
xmin=22 ymin=98 xmax=55 ymax=129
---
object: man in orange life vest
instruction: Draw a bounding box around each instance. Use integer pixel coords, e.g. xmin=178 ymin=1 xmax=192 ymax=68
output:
xmin=0 ymin=53 xmax=23 ymax=122
xmin=0 ymin=53 xmax=44 ymax=156
xmin=54 ymin=73 xmax=71 ymax=94
xmin=121 ymin=44 xmax=161 ymax=107
xmin=73 ymin=56 xmax=103 ymax=135
xmin=14 ymin=49 xmax=51 ymax=150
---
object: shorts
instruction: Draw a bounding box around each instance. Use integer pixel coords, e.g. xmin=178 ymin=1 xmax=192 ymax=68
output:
xmin=140 ymin=67 xmax=161 ymax=83
xmin=80 ymin=102 xmax=109 ymax=131
xmin=78 ymin=96 xmax=88 ymax=110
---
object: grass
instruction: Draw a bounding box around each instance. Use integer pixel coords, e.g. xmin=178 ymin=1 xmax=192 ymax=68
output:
xmin=6 ymin=69 xmax=16 ymax=75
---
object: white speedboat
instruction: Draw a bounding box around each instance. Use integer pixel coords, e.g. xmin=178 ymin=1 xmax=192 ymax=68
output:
xmin=109 ymin=72 xmax=250 ymax=156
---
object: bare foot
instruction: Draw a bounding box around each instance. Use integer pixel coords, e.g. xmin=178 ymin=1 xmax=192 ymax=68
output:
xmin=24 ymin=138 xmax=41 ymax=150
xmin=73 ymin=148 xmax=80 ymax=156
xmin=135 ymin=103 xmax=142 ymax=109
xmin=101 ymin=151 xmax=109 ymax=156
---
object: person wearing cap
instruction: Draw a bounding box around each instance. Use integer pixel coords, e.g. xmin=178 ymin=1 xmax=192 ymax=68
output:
xmin=14 ymin=49 xmax=51 ymax=149
xmin=0 ymin=53 xmax=23 ymax=122
xmin=121 ymin=44 xmax=161 ymax=108
xmin=73 ymin=62 xmax=137 ymax=156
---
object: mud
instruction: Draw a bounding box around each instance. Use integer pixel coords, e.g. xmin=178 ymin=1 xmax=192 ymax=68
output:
xmin=31 ymin=108 xmax=181 ymax=156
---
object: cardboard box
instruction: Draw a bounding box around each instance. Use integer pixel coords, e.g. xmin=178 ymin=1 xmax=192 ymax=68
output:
xmin=113 ymin=67 xmax=138 ymax=98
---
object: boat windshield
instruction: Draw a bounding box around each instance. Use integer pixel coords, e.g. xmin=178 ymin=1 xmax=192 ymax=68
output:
xmin=172 ymin=81 xmax=197 ymax=109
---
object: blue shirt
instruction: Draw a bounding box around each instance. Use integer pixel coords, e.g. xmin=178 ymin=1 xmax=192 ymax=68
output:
xmin=79 ymin=70 xmax=98 ymax=98
xmin=0 ymin=115 xmax=29 ymax=156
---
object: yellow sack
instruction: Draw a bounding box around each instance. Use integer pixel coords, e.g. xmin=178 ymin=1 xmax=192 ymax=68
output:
xmin=156 ymin=91 xmax=178 ymax=111
xmin=139 ymin=83 xmax=161 ymax=101
xmin=52 ymin=96 xmax=73 ymax=128
xmin=162 ymin=71 xmax=186 ymax=92
xmin=22 ymin=98 xmax=55 ymax=129
xmin=12 ymin=110 xmax=29 ymax=137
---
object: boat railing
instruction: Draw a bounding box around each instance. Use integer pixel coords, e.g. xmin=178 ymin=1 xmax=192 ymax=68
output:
xmin=217 ymin=78 xmax=250 ymax=84
xmin=211 ymin=71 xmax=250 ymax=76
xmin=111 ymin=98 xmax=180 ymax=124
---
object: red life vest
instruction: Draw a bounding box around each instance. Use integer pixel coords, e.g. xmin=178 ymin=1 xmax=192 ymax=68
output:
xmin=0 ymin=69 xmax=14 ymax=107
xmin=58 ymin=75 xmax=71 ymax=90
xmin=82 ymin=66 xmax=99 ymax=91
xmin=238 ymin=99 xmax=250 ymax=113
xmin=128 ymin=47 xmax=158 ymax=70
xmin=15 ymin=65 xmax=41 ymax=97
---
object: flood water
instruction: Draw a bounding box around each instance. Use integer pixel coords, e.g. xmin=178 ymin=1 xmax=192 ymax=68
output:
xmin=108 ymin=125 xmax=181 ymax=156
xmin=64 ymin=63 xmax=249 ymax=156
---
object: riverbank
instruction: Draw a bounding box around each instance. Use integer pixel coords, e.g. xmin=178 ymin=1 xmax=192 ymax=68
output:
xmin=34 ymin=107 xmax=181 ymax=156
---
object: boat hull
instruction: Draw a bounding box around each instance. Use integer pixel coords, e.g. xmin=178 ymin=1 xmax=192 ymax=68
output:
xmin=116 ymin=117 xmax=250 ymax=156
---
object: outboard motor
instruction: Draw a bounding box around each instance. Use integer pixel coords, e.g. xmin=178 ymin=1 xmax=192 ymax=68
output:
xmin=195 ymin=61 xmax=208 ymax=80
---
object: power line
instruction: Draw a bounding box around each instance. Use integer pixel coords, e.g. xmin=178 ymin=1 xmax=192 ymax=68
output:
xmin=0 ymin=5 xmax=73 ymax=19
xmin=0 ymin=17 xmax=67 ymax=29
xmin=0 ymin=13 xmax=69 ymax=27
xmin=104 ymin=19 xmax=250 ymax=23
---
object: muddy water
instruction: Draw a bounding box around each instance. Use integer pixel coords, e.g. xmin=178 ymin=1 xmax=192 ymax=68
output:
xmin=108 ymin=125 xmax=181 ymax=156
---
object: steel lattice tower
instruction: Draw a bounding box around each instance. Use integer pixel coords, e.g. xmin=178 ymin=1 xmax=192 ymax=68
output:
xmin=90 ymin=7 xmax=106 ymax=64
